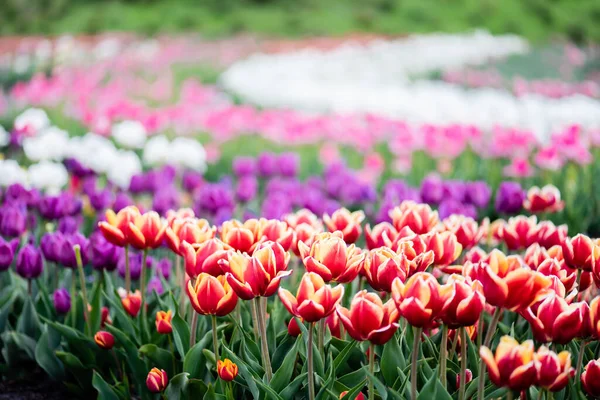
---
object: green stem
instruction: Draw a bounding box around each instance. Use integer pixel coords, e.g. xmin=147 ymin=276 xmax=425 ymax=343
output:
xmin=27 ymin=279 xmax=32 ymax=296
xmin=477 ymin=308 xmax=502 ymax=400
xmin=308 ymin=322 xmax=316 ymax=400
xmin=411 ymin=326 xmax=422 ymax=400
xmin=250 ymin=299 xmax=260 ymax=343
xmin=189 ymin=312 xmax=198 ymax=347
xmin=176 ymin=255 xmax=185 ymax=316
xmin=476 ymin=317 xmax=483 ymax=350
xmin=74 ymin=245 xmax=91 ymax=336
xmin=507 ymin=391 xmax=514 ymax=400
xmin=318 ymin=318 xmax=325 ymax=360
xmin=140 ymin=249 xmax=147 ymax=310
xmin=368 ymin=342 xmax=375 ymax=400
xmin=70 ymin=270 xmax=76 ymax=328
xmin=212 ymin=314 xmax=219 ymax=363
xmin=576 ymin=340 xmax=587 ymax=384
xmin=440 ymin=325 xmax=448 ymax=388
xmin=459 ymin=327 xmax=467 ymax=400
xmin=124 ymin=245 xmax=131 ymax=293
xmin=256 ymin=297 xmax=273 ymax=381
xmin=168 ymin=335 xmax=176 ymax=374
xmin=227 ymin=381 xmax=234 ymax=400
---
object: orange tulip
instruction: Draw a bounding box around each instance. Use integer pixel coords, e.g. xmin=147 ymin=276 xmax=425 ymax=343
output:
xmin=582 ymin=359 xmax=600 ymax=397
xmin=94 ymin=331 xmax=115 ymax=349
xmin=298 ymin=232 xmax=364 ymax=283
xmin=522 ymin=292 xmax=585 ymax=344
xmin=524 ymin=185 xmax=565 ymax=214
xmin=389 ymin=201 xmax=438 ymax=234
xmin=146 ymin=367 xmax=168 ymax=393
xmin=98 ymin=206 xmax=142 ymax=247
xmin=125 ymin=211 xmax=167 ymax=250
xmin=439 ymin=275 xmax=485 ymax=328
xmin=479 ymin=336 xmax=536 ymax=391
xmin=278 ymin=272 xmax=344 ymax=322
xmin=121 ymin=290 xmax=142 ymax=317
xmin=217 ymin=359 xmax=239 ymax=381
xmin=261 ymin=219 xmax=295 ymax=251
xmin=323 ymin=208 xmax=365 ymax=244
xmin=165 ymin=217 xmax=215 ymax=254
xmin=365 ymin=222 xmax=398 ymax=250
xmin=362 ymin=247 xmax=411 ymax=292
xmin=155 ymin=310 xmax=173 ymax=334
xmin=497 ymin=215 xmax=538 ymax=251
xmin=463 ymin=250 xmax=552 ymax=311
xmin=336 ymin=290 xmax=400 ymax=344
xmin=534 ymin=346 xmax=574 ymax=392
xmin=220 ymin=219 xmax=263 ymax=253
xmin=391 ymin=272 xmax=443 ymax=327
xmin=442 ymin=215 xmax=486 ymax=250
xmin=220 ymin=241 xmax=291 ymax=300
xmin=180 ymin=239 xmax=231 ymax=278
xmin=186 ymin=273 xmax=238 ymax=316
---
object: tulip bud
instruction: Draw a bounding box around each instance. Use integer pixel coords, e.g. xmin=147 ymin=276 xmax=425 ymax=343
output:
xmin=339 ymin=391 xmax=366 ymax=400
xmin=94 ymin=331 xmax=115 ymax=349
xmin=288 ymin=318 xmax=302 ymax=337
xmin=146 ymin=367 xmax=168 ymax=393
xmin=165 ymin=217 xmax=215 ymax=254
xmin=98 ymin=206 xmax=142 ymax=247
xmin=220 ymin=219 xmax=262 ymax=253
xmin=391 ymin=272 xmax=443 ymax=328
xmin=323 ymin=208 xmax=364 ymax=244
xmin=53 ymin=288 xmax=71 ymax=314
xmin=0 ymin=238 xmax=15 ymax=271
xmin=16 ymin=244 xmax=43 ymax=279
xmin=456 ymin=369 xmax=473 ymax=389
xmin=155 ymin=310 xmax=172 ymax=334
xmin=261 ymin=219 xmax=295 ymax=251
xmin=181 ymin=239 xmax=230 ymax=278
xmin=534 ymin=346 xmax=574 ymax=392
xmin=582 ymin=359 xmax=600 ymax=397
xmin=127 ymin=211 xmax=167 ymax=250
xmin=187 ymin=273 xmax=238 ymax=316
xmin=121 ymin=291 xmax=142 ymax=317
xmin=101 ymin=306 xmax=111 ymax=327
xmin=217 ymin=359 xmax=239 ymax=381
xmin=563 ymin=234 xmax=597 ymax=271
xmin=524 ymin=185 xmax=564 ymax=214
xmin=439 ymin=275 xmax=485 ymax=328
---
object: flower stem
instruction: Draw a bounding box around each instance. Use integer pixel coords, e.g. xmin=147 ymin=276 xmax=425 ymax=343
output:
xmin=250 ymin=298 xmax=260 ymax=343
xmin=318 ymin=318 xmax=325 ymax=360
xmin=411 ymin=326 xmax=422 ymax=400
xmin=576 ymin=340 xmax=587 ymax=384
xmin=212 ymin=314 xmax=219 ymax=363
xmin=459 ymin=327 xmax=467 ymax=400
xmin=189 ymin=312 xmax=198 ymax=347
xmin=168 ymin=335 xmax=176 ymax=374
xmin=255 ymin=297 xmax=273 ymax=382
xmin=440 ymin=325 xmax=448 ymax=388
xmin=111 ymin=349 xmax=123 ymax=380
xmin=368 ymin=342 xmax=375 ymax=400
xmin=74 ymin=245 xmax=91 ymax=336
xmin=124 ymin=245 xmax=131 ymax=293
xmin=140 ymin=249 xmax=147 ymax=313
xmin=477 ymin=307 xmax=502 ymax=400
xmin=70 ymin=270 xmax=76 ymax=328
xmin=308 ymin=322 xmax=316 ymax=400
xmin=176 ymin=255 xmax=185 ymax=316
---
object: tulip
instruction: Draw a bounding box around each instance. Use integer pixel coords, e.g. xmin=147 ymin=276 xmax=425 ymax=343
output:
xmin=588 ymin=297 xmax=600 ymax=338
xmin=155 ymin=310 xmax=173 ymax=334
xmin=220 ymin=241 xmax=291 ymax=300
xmin=423 ymin=231 xmax=463 ymax=268
xmin=298 ymin=232 xmax=364 ymax=284
xmin=365 ymin=222 xmax=398 ymax=250
xmin=98 ymin=206 xmax=141 ymax=247
xmin=16 ymin=244 xmax=43 ymax=280
xmin=121 ymin=291 xmax=142 ymax=317
xmin=291 ymin=223 xmax=322 ymax=256
xmin=362 ymin=247 xmax=411 ymax=292
xmin=0 ymin=204 xmax=27 ymax=238
xmin=146 ymin=368 xmax=168 ymax=393
xmin=261 ymin=219 xmax=295 ymax=251
xmin=463 ymin=246 xmax=487 ymax=263
xmin=535 ymin=257 xmax=577 ymax=293
xmin=165 ymin=217 xmax=215 ymax=254
xmin=336 ymin=290 xmax=399 ymax=344
xmin=326 ymin=311 xmax=341 ymax=339
xmin=89 ymin=231 xmax=120 ymax=271
xmin=534 ymin=346 xmax=574 ymax=392
xmin=439 ymin=275 xmax=485 ymax=328
xmin=522 ymin=293 xmax=584 ymax=344
xmin=279 ymin=272 xmax=344 ymax=322
xmin=479 ymin=336 xmax=536 ymax=391
xmin=531 ymin=221 xmax=567 ymax=249
xmin=497 ymin=215 xmax=538 ymax=250
xmin=391 ymin=272 xmax=443 ymax=328
xmin=57 ymin=232 xmax=90 ymax=269
xmin=220 ymin=219 xmax=263 ymax=253
xmin=582 ymin=359 xmax=600 ymax=397
xmin=217 ymin=359 xmax=239 ymax=381
xmin=339 ymin=391 xmax=366 ymax=400
xmin=455 ymin=369 xmax=472 ymax=389
xmin=562 ymin=234 xmax=599 ymax=271
xmin=126 ymin=211 xmax=167 ymax=250
xmin=442 ymin=215 xmax=485 ymax=249
xmin=94 ymin=331 xmax=115 ymax=349
xmin=494 ymin=181 xmax=525 ymax=214
xmin=523 ymin=185 xmax=565 ymax=214
xmin=288 ymin=318 xmax=302 ymax=337
xmin=53 ymin=288 xmax=71 ymax=314
xmin=388 ymin=236 xmax=435 ymax=277
xmin=389 ymin=201 xmax=438 ymax=234
xmin=0 ymin=238 xmax=15 ymax=271
xmin=323 ymin=208 xmax=364 ymax=244
xmin=187 ymin=273 xmax=238 ymax=316
xmin=180 ymin=239 xmax=231 ymax=278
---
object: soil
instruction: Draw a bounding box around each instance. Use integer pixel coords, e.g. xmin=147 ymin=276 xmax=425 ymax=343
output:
xmin=0 ymin=376 xmax=69 ymax=400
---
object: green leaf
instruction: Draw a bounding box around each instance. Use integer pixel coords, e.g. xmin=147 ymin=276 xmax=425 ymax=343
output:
xmin=280 ymin=372 xmax=308 ymax=399
xmin=92 ymin=370 xmax=120 ymax=400
xmin=333 ymin=339 xmax=359 ymax=373
xmin=139 ymin=344 xmax=176 ymax=377
xmin=17 ymin=296 xmax=41 ymax=339
xmin=364 ymin=366 xmax=388 ymax=400
xmin=340 ymin=377 xmax=367 ymax=400
xmin=381 ymin=334 xmax=404 ymax=386
xmin=203 ymin=383 xmax=227 ymax=400
xmin=223 ymin=345 xmax=260 ymax=399
xmin=103 ymin=290 xmax=138 ymax=340
xmin=271 ymin=335 xmax=301 ymax=394
xmin=164 ymin=372 xmax=189 ymax=400
xmin=253 ymin=374 xmax=285 ymax=400
xmin=35 ymin=327 xmax=65 ymax=380
xmin=104 ymin=324 xmax=148 ymax=392
xmin=187 ymin=379 xmax=209 ymax=399
xmin=172 ymin=312 xmax=190 ymax=359
xmin=89 ymin=279 xmax=103 ymax=334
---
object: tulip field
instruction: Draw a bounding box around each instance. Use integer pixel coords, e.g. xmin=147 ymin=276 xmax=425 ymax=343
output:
xmin=0 ymin=31 xmax=600 ymax=400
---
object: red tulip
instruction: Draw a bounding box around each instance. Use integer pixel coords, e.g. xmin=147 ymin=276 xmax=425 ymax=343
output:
xmin=278 ymin=272 xmax=344 ymax=322
xmin=146 ymin=367 xmax=168 ymax=393
xmin=391 ymin=272 xmax=443 ymax=327
xmin=463 ymin=247 xmax=487 ymax=263
xmin=522 ymin=292 xmax=585 ymax=344
xmin=326 ymin=311 xmax=341 ymax=339
xmin=442 ymin=215 xmax=485 ymax=249
xmin=260 ymin=219 xmax=295 ymax=251
xmin=220 ymin=219 xmax=263 ymax=253
xmin=337 ymin=290 xmax=399 ymax=344
xmin=361 ymin=247 xmax=411 ymax=292
xmin=217 ymin=359 xmax=238 ymax=381
xmin=497 ymin=215 xmax=538 ymax=251
xmin=364 ymin=222 xmax=398 ymax=250
xmin=165 ymin=217 xmax=215 ymax=254
xmin=155 ymin=310 xmax=172 ymax=334
xmin=186 ymin=273 xmax=238 ymax=316
xmin=389 ymin=201 xmax=438 ymax=234
xmin=582 ymin=359 xmax=600 ymax=397
xmin=287 ymin=318 xmax=303 ymax=337
xmin=531 ymin=221 xmax=567 ymax=249
xmin=422 ymin=231 xmax=463 ymax=267
xmin=455 ymin=369 xmax=473 ymax=389
xmin=524 ymin=185 xmax=565 ymax=214
xmin=98 ymin=206 xmax=142 ymax=247
xmin=323 ymin=208 xmax=365 ymax=244
xmin=563 ymin=234 xmax=599 ymax=271
xmin=126 ymin=211 xmax=167 ymax=250
xmin=480 ymin=336 xmax=536 ymax=391
xmin=340 ymin=390 xmax=366 ymax=400
xmin=439 ymin=275 xmax=485 ymax=328
xmin=165 ymin=208 xmax=195 ymax=224
xmin=94 ymin=331 xmax=115 ymax=349
xmin=180 ymin=239 xmax=231 ymax=278
xmin=121 ymin=291 xmax=142 ymax=317
xmin=534 ymin=346 xmax=574 ymax=392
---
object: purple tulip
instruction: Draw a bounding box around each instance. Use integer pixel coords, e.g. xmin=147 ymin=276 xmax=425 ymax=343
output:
xmin=232 ymin=156 xmax=256 ymax=177
xmin=182 ymin=170 xmax=204 ymax=192
xmin=129 ymin=173 xmax=150 ymax=194
xmin=4 ymin=184 xmax=40 ymax=208
xmin=196 ymin=183 xmax=235 ymax=215
xmin=0 ymin=204 xmax=27 ymax=238
xmin=257 ymin=152 xmax=278 ymax=177
xmin=156 ymin=258 xmax=172 ymax=280
xmin=495 ymin=181 xmax=525 ymax=214
xmin=278 ymin=152 xmax=300 ymax=177
xmin=236 ymin=176 xmax=258 ymax=203
xmin=89 ymin=189 xmax=114 ymax=212
xmin=90 ymin=231 xmax=119 ymax=271
xmin=40 ymin=232 xmax=61 ymax=263
xmin=16 ymin=245 xmax=43 ymax=279
xmin=442 ymin=180 xmax=467 ymax=203
xmin=64 ymin=158 xmax=94 ymax=177
xmin=58 ymin=216 xmax=81 ymax=234
xmin=465 ymin=181 xmax=492 ymax=209
xmin=262 ymin=192 xmax=293 ymax=219
xmin=0 ymin=238 xmax=15 ymax=271
xmin=58 ymin=233 xmax=90 ymax=269
xmin=38 ymin=195 xmax=64 ymax=220
xmin=152 ymin=186 xmax=180 ymax=216
xmin=213 ymin=208 xmax=234 ymax=226
xmin=438 ymin=199 xmax=477 ymax=219
xmin=113 ymin=192 xmax=133 ymax=212
xmin=147 ymin=277 xmax=164 ymax=296
xmin=420 ymin=175 xmax=444 ymax=205
xmin=53 ymin=288 xmax=71 ymax=314
xmin=117 ymin=250 xmax=142 ymax=280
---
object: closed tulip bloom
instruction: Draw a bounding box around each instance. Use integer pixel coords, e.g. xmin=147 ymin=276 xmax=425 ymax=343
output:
xmin=497 ymin=215 xmax=538 ymax=251
xmin=524 ymin=185 xmax=565 ymax=214
xmin=535 ymin=257 xmax=577 ymax=293
xmin=94 ymin=331 xmax=115 ymax=349
xmin=220 ymin=219 xmax=263 ymax=253
xmin=336 ymin=290 xmax=400 ymax=345
xmin=121 ymin=291 xmax=142 ymax=317
xmin=442 ymin=215 xmax=485 ymax=249
xmin=291 ymin=223 xmax=321 ymax=257
xmin=155 ymin=310 xmax=172 ymax=334
xmin=53 ymin=288 xmax=71 ymax=314
xmin=0 ymin=204 xmax=27 ymax=238
xmin=16 ymin=244 xmax=43 ymax=279
xmin=285 ymin=209 xmax=323 ymax=230
xmin=389 ymin=237 xmax=435 ymax=277
xmin=217 ymin=359 xmax=238 ymax=381
xmin=261 ymin=219 xmax=295 ymax=251
xmin=365 ymin=222 xmax=398 ymax=250
xmin=181 ymin=239 xmax=231 ymax=278
xmin=279 ymin=272 xmax=344 ymax=322
xmin=298 ymin=232 xmax=364 ymax=284
xmin=327 ymin=311 xmax=341 ymax=339
xmin=146 ymin=368 xmax=168 ymax=393
xmin=582 ymin=360 xmax=600 ymax=397
xmin=532 ymin=221 xmax=567 ymax=249
xmin=126 ymin=211 xmax=167 ymax=250
xmin=562 ymin=234 xmax=598 ymax=271
xmin=288 ymin=318 xmax=303 ymax=337
xmin=479 ymin=336 xmax=536 ymax=391
xmin=455 ymin=369 xmax=473 ymax=389
xmin=362 ymin=247 xmax=411 ymax=292
xmin=187 ymin=273 xmax=238 ymax=316
xmin=391 ymin=272 xmax=443 ymax=327
xmin=0 ymin=238 xmax=15 ymax=271
xmin=522 ymin=292 xmax=584 ymax=344
xmin=340 ymin=391 xmax=366 ymax=400
xmin=165 ymin=217 xmax=215 ymax=254
xmin=423 ymin=231 xmax=463 ymax=267
xmin=439 ymin=275 xmax=485 ymax=328
xmin=323 ymin=208 xmax=365 ymax=244
xmin=389 ymin=201 xmax=439 ymax=234
xmin=464 ymin=250 xmax=552 ymax=311
xmin=534 ymin=347 xmax=574 ymax=392
xmin=588 ymin=297 xmax=600 ymax=338
xmin=98 ymin=206 xmax=142 ymax=247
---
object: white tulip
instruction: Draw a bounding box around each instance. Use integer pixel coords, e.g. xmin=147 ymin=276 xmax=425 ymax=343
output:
xmin=0 ymin=160 xmax=28 ymax=187
xmin=27 ymin=161 xmax=68 ymax=192
xmin=22 ymin=126 xmax=70 ymax=161
xmin=0 ymin=125 xmax=9 ymax=147
xmin=107 ymin=150 xmax=142 ymax=189
xmin=112 ymin=120 xmax=147 ymax=149
xmin=143 ymin=135 xmax=171 ymax=166
xmin=13 ymin=108 xmax=50 ymax=134
xmin=169 ymin=137 xmax=207 ymax=172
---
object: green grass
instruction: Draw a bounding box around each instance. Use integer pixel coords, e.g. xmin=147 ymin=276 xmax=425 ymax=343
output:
xmin=1 ymin=0 xmax=599 ymax=43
